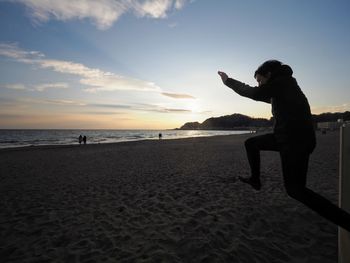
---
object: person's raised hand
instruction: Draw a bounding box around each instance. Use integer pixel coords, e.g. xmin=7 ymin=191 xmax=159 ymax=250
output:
xmin=218 ymin=71 xmax=228 ymax=83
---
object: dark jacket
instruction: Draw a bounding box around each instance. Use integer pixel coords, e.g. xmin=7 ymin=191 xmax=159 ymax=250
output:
xmin=225 ymin=68 xmax=316 ymax=151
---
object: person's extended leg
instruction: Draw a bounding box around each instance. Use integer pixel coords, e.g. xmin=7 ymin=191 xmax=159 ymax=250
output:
xmin=281 ymin=148 xmax=350 ymax=232
xmin=240 ymin=133 xmax=279 ymax=190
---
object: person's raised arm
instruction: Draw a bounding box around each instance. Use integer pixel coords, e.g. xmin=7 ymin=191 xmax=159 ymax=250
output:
xmin=218 ymin=71 xmax=271 ymax=103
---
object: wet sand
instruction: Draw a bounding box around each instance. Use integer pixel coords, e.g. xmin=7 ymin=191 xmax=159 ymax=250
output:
xmin=0 ymin=132 xmax=340 ymax=262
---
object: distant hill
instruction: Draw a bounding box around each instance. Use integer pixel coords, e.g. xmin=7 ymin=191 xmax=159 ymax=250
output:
xmin=312 ymin=111 xmax=350 ymax=123
xmin=178 ymin=113 xmax=272 ymax=130
xmin=177 ymin=111 xmax=350 ymax=130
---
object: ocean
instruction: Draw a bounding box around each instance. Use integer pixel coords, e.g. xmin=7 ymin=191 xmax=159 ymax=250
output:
xmin=0 ymin=129 xmax=251 ymax=149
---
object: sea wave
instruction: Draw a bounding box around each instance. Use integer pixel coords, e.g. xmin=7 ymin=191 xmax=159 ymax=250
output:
xmin=0 ymin=129 xmax=252 ymax=149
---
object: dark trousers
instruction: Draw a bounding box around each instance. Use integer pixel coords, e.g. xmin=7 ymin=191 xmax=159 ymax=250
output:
xmin=245 ymin=133 xmax=350 ymax=231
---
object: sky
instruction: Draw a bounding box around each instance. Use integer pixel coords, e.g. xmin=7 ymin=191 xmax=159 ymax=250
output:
xmin=0 ymin=0 xmax=350 ymax=129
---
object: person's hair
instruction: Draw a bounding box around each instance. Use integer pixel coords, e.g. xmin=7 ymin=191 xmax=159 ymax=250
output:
xmin=254 ymin=60 xmax=293 ymax=79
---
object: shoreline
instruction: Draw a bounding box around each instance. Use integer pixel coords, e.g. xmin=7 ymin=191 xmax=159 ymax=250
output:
xmin=0 ymin=132 xmax=253 ymax=152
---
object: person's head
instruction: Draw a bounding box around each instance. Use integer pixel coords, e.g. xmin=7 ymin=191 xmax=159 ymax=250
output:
xmin=254 ymin=60 xmax=293 ymax=86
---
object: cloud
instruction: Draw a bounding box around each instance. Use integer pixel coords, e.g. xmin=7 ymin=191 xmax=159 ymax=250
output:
xmin=19 ymin=97 xmax=87 ymax=106
xmin=38 ymin=100 xmax=194 ymax=114
xmin=168 ymin=22 xmax=178 ymax=28
xmin=0 ymin=43 xmax=161 ymax=92
xmin=81 ymin=77 xmax=161 ymax=93
xmin=91 ymin=102 xmax=192 ymax=114
xmin=83 ymin=111 xmax=124 ymax=115
xmin=159 ymin=108 xmax=191 ymax=113
xmin=142 ymin=106 xmax=192 ymax=113
xmin=43 ymin=99 xmax=86 ymax=105
xmin=135 ymin=0 xmax=172 ymax=19
xmin=1 ymin=83 xmax=28 ymax=91
xmin=10 ymin=0 xmax=191 ymax=30
xmin=0 ymin=43 xmax=197 ymax=101
xmin=0 ymin=98 xmax=17 ymax=109
xmin=131 ymin=103 xmax=192 ymax=113
xmin=90 ymin=103 xmax=132 ymax=109
xmin=161 ymin=92 xmax=195 ymax=99
xmin=38 ymin=59 xmax=160 ymax=92
xmin=34 ymin=82 xmax=69 ymax=91
xmin=0 ymin=113 xmax=25 ymax=120
xmin=0 ymin=43 xmax=44 ymax=62
xmin=174 ymin=0 xmax=187 ymax=9
xmin=1 ymin=94 xmax=203 ymax=116
xmin=1 ymin=81 xmax=69 ymax=92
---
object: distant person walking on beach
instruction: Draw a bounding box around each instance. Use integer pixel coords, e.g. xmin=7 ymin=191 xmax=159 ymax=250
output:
xmin=218 ymin=60 xmax=350 ymax=231
xmin=79 ymin=135 xmax=83 ymax=145
xmin=83 ymin=135 xmax=87 ymax=145
xmin=159 ymin=133 xmax=162 ymax=140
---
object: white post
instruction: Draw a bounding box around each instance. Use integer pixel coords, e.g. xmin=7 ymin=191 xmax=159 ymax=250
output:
xmin=339 ymin=124 xmax=350 ymax=263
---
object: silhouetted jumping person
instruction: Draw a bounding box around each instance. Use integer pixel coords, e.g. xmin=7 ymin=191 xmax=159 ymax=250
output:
xmin=218 ymin=60 xmax=350 ymax=232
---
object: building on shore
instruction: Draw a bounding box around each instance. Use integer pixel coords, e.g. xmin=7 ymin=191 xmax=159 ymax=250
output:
xmin=317 ymin=119 xmax=344 ymax=131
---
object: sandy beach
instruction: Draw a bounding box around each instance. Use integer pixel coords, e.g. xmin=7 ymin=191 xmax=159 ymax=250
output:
xmin=0 ymin=132 xmax=340 ymax=262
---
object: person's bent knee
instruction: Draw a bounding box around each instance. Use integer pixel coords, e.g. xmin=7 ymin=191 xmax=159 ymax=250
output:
xmin=285 ymin=184 xmax=304 ymax=200
xmin=245 ymin=137 xmax=256 ymax=149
